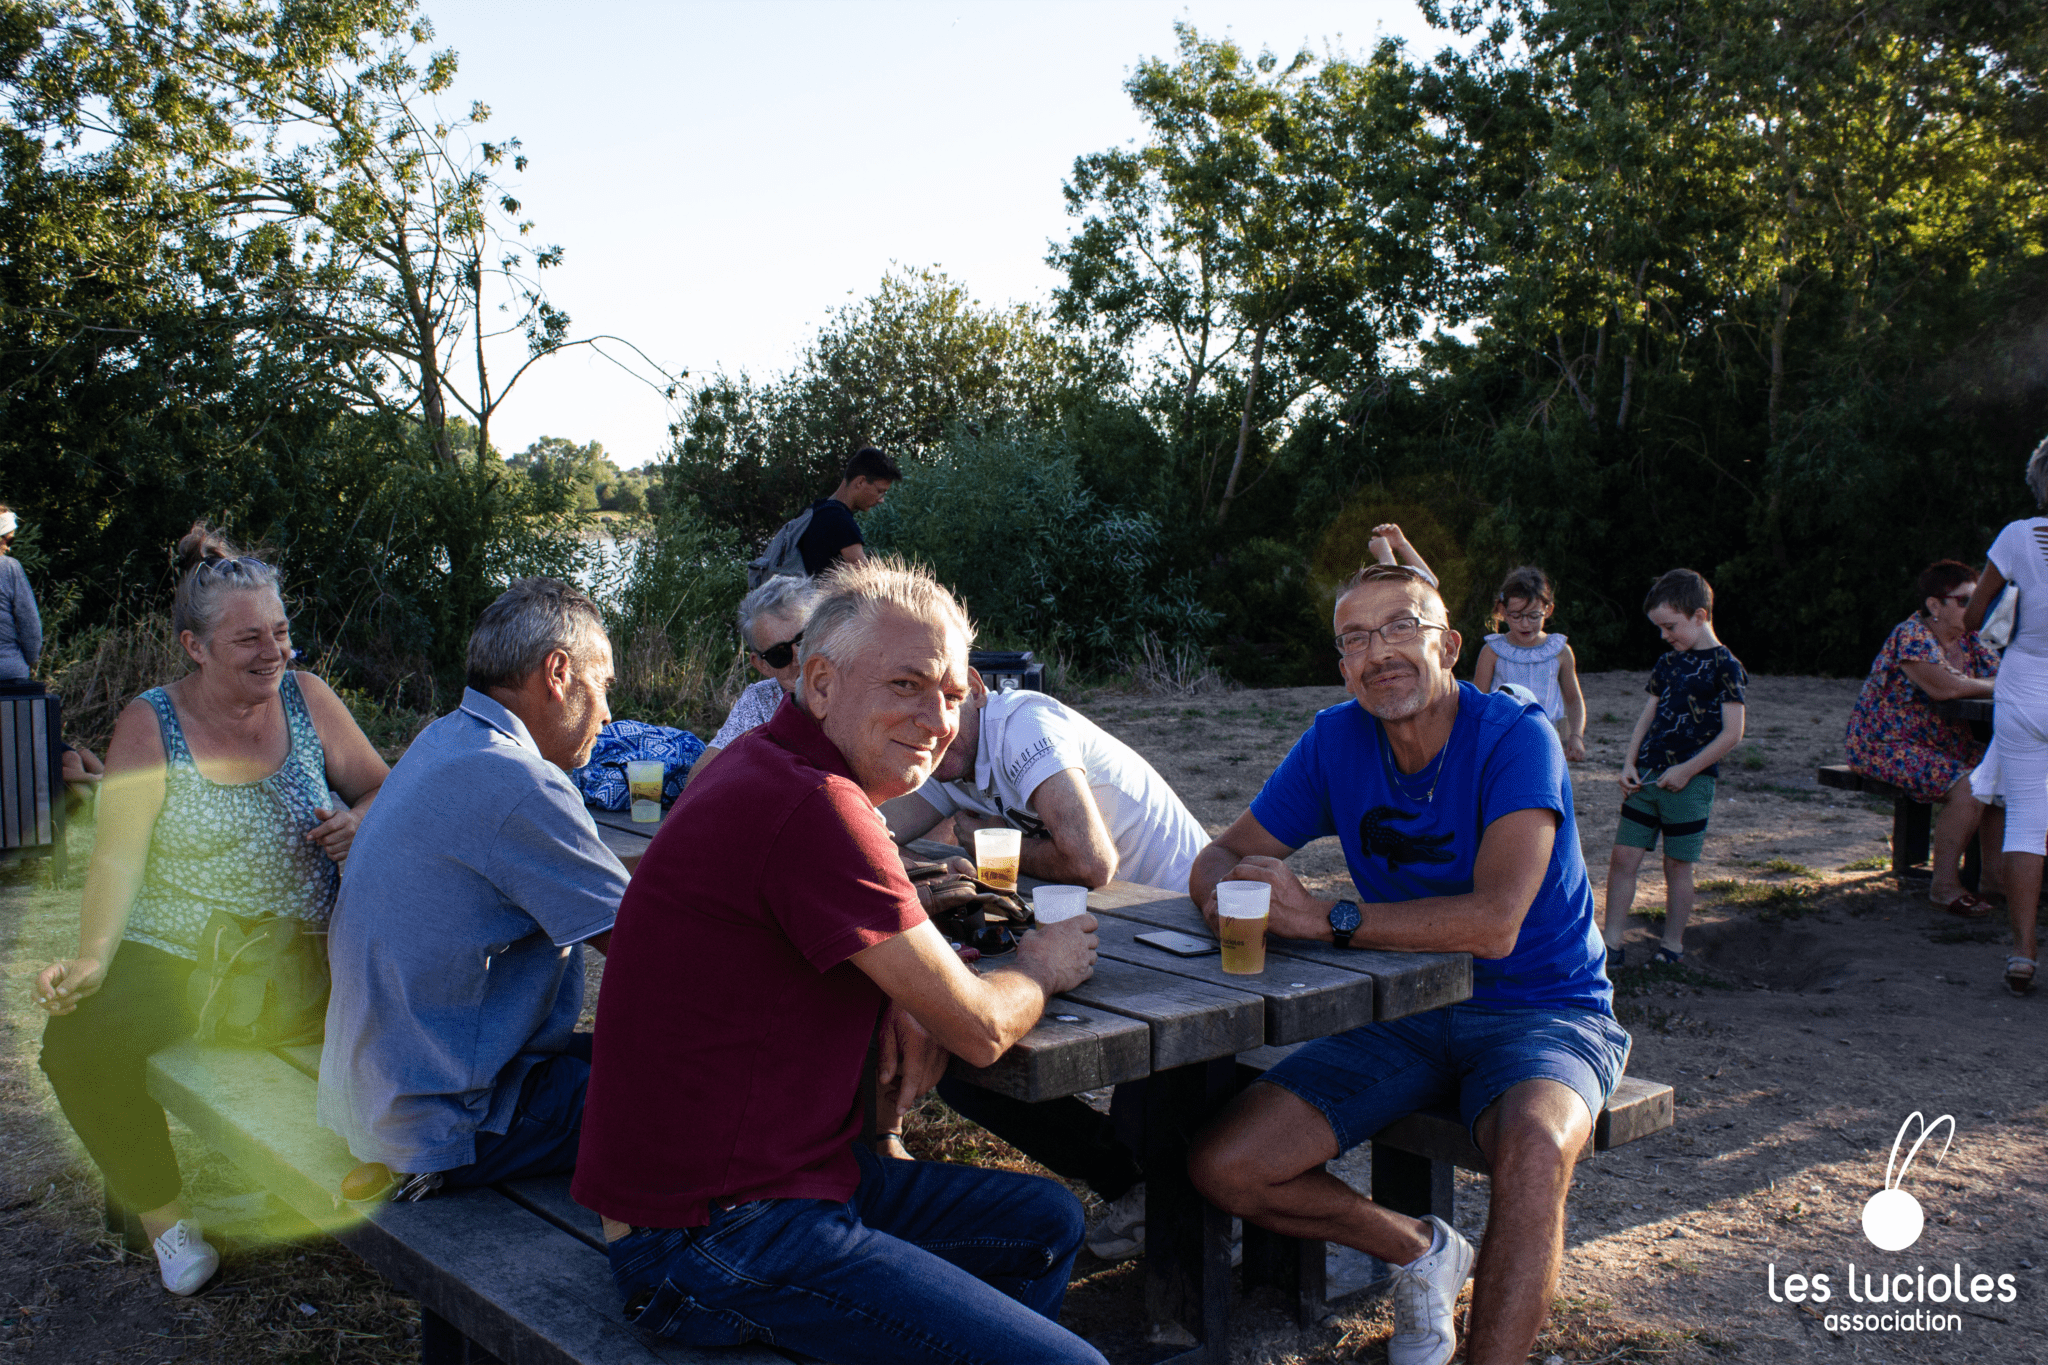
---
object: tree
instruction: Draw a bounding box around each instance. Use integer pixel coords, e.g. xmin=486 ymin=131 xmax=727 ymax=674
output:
xmin=17 ymin=0 xmax=679 ymax=468
xmin=1051 ymin=25 xmax=1452 ymax=521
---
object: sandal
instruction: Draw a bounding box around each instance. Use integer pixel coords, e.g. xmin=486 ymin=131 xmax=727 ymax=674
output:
xmin=1934 ymin=892 xmax=1992 ymax=919
xmin=1652 ymin=946 xmax=1684 ymax=966
xmin=2007 ymin=956 xmax=2037 ymax=997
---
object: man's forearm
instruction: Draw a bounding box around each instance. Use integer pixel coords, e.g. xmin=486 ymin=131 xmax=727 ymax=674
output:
xmin=947 ymin=964 xmax=1055 ymax=1067
xmin=1351 ymin=892 xmax=1522 ymax=959
xmin=1018 ymin=834 xmax=1115 ymax=888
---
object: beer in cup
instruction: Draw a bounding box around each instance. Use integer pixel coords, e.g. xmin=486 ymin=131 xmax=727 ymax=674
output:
xmin=1216 ymin=880 xmax=1271 ymax=975
xmin=626 ymin=761 xmax=664 ymax=824
xmin=975 ymin=827 xmax=1022 ymax=892
xmin=1032 ymin=884 xmax=1090 ymax=924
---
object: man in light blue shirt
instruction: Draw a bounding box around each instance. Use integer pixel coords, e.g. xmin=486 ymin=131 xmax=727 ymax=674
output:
xmin=319 ymin=579 xmax=625 ymax=1198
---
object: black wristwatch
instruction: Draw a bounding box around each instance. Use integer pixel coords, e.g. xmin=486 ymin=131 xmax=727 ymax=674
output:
xmin=1328 ymin=899 xmax=1362 ymax=951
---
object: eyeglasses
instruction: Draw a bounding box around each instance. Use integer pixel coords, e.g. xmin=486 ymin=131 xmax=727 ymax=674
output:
xmin=1501 ymin=607 xmax=1548 ymax=624
xmin=1335 ymin=617 xmax=1446 ymax=656
xmin=753 ymin=632 xmax=803 ymax=669
xmin=1935 ymin=593 xmax=1972 ymax=607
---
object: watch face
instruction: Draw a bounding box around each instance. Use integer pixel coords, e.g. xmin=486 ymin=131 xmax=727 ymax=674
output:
xmin=1330 ymin=900 xmax=1362 ymax=933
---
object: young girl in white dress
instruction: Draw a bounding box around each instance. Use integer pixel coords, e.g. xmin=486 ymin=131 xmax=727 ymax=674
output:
xmin=1472 ymin=565 xmax=1588 ymax=761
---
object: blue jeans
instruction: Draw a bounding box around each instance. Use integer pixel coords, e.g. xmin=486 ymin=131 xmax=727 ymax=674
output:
xmin=441 ymin=1035 xmax=592 ymax=1187
xmin=607 ymin=1143 xmax=1105 ymax=1365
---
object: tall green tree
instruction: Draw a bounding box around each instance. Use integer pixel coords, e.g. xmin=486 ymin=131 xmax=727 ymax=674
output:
xmin=1051 ymin=25 xmax=1451 ymax=521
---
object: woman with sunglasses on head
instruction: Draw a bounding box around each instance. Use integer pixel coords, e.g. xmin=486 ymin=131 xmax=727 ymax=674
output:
xmin=686 ymin=575 xmax=817 ymax=785
xmin=32 ymin=524 xmax=390 ymax=1296
xmin=1846 ymin=558 xmax=2000 ymax=918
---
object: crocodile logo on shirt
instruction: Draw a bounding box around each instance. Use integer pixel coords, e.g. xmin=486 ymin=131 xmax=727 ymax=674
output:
xmin=1359 ymin=805 xmax=1455 ymax=867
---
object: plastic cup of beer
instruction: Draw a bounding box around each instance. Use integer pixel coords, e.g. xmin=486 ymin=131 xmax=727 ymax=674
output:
xmin=975 ymin=827 xmax=1023 ymax=892
xmin=1032 ymin=884 xmax=1090 ymax=925
xmin=1216 ymin=880 xmax=1271 ymax=975
xmin=626 ymin=761 xmax=664 ymax=824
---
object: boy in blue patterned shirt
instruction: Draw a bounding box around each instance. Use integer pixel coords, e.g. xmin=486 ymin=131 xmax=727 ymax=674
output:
xmin=1602 ymin=569 xmax=1748 ymax=967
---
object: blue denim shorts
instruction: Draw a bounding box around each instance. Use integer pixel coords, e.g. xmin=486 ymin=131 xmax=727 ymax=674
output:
xmin=1259 ymin=1004 xmax=1632 ymax=1154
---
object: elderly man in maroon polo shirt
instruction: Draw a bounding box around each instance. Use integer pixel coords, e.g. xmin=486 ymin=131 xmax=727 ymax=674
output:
xmin=573 ymin=558 xmax=1108 ymax=1365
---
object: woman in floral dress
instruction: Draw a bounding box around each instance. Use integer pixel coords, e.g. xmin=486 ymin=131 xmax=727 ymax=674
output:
xmin=1844 ymin=559 xmax=1999 ymax=915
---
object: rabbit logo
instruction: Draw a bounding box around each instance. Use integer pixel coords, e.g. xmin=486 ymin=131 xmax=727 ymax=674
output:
xmin=1861 ymin=1112 xmax=1955 ymax=1252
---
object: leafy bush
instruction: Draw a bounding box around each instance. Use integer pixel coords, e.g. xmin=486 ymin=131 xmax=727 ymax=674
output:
xmin=863 ymin=425 xmax=1216 ymax=667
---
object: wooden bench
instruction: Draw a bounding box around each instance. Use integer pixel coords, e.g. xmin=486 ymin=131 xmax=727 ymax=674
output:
xmin=1817 ymin=764 xmax=1933 ymax=876
xmin=0 ymin=690 xmax=66 ymax=878
xmin=1232 ymin=1043 xmax=1675 ymax=1326
xmin=143 ymin=1040 xmax=782 ymax=1365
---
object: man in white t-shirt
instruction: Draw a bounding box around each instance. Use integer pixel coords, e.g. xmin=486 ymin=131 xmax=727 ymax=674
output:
xmin=884 ymin=677 xmax=1208 ymax=1260
xmin=881 ymin=680 xmax=1206 ymax=893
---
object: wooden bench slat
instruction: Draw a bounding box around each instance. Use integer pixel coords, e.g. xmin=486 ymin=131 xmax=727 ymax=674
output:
xmin=146 ymin=1042 xmax=778 ymax=1364
xmin=500 ymin=1175 xmax=607 ymax=1252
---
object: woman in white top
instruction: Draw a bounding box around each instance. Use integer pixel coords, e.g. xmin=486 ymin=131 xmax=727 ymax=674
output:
xmin=1472 ymin=564 xmax=1587 ymax=761
xmin=1964 ymin=434 xmax=2048 ymax=995
xmin=686 ymin=576 xmax=816 ymax=784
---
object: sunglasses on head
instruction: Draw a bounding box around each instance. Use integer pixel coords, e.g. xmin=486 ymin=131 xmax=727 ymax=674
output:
xmin=754 ymin=632 xmax=803 ymax=669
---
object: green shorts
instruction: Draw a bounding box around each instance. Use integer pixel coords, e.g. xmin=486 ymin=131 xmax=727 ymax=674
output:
xmin=1616 ymin=773 xmax=1716 ymax=862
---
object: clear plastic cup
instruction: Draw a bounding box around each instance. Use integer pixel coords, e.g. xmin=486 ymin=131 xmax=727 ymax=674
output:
xmin=1032 ymin=884 xmax=1091 ymax=924
xmin=626 ymin=760 xmax=664 ymax=823
xmin=975 ymin=827 xmax=1023 ymax=891
xmin=1216 ymin=880 xmax=1271 ymax=975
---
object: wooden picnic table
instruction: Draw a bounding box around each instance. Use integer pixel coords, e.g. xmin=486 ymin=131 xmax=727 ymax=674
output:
xmin=592 ymin=808 xmax=1473 ymax=1360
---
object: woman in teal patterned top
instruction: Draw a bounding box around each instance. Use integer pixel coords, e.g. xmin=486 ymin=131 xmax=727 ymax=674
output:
xmin=33 ymin=526 xmax=389 ymax=1296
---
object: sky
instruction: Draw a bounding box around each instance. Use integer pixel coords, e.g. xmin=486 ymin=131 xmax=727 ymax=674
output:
xmin=421 ymin=0 xmax=1449 ymax=468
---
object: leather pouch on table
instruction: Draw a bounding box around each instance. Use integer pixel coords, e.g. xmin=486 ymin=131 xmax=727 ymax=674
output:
xmin=186 ymin=910 xmax=330 ymax=1048
xmin=901 ymin=856 xmax=1031 ymax=955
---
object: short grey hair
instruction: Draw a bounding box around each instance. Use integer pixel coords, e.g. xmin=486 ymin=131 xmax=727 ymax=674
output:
xmin=737 ymin=575 xmax=816 ymax=650
xmin=795 ymin=557 xmax=972 ymax=702
xmin=2028 ymin=434 xmax=2048 ymax=508
xmin=172 ymin=524 xmax=283 ymax=641
xmin=465 ymin=578 xmax=608 ymax=692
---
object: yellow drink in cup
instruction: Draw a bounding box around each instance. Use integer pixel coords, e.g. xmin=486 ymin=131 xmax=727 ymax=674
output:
xmin=975 ymin=827 xmax=1023 ymax=892
xmin=626 ymin=761 xmax=664 ymax=824
xmin=1216 ymin=880 xmax=1271 ymax=975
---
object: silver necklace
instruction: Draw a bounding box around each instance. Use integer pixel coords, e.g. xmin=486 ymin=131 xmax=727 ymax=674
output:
xmin=1380 ymin=728 xmax=1448 ymax=805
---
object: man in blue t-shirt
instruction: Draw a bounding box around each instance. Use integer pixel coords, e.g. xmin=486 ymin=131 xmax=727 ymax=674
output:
xmin=1186 ymin=564 xmax=1629 ymax=1365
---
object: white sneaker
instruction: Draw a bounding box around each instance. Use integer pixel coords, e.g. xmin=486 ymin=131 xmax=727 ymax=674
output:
xmin=1386 ymin=1215 xmax=1475 ymax=1365
xmin=1085 ymin=1185 xmax=1146 ymax=1261
xmin=152 ymin=1219 xmax=219 ymax=1296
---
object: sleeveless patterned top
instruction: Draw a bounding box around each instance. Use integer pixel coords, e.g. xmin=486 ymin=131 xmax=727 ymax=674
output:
xmin=1483 ymin=632 xmax=1569 ymax=724
xmin=125 ymin=672 xmax=340 ymax=961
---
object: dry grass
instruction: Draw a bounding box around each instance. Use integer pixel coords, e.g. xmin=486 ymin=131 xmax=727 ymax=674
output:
xmin=605 ymin=618 xmax=753 ymax=739
xmin=43 ymin=612 xmax=191 ymax=754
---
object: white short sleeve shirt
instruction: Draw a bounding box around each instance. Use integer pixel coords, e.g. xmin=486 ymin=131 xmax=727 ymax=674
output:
xmin=915 ymin=691 xmax=1207 ymax=892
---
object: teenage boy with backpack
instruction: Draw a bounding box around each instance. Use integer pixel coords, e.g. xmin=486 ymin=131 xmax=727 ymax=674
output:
xmin=748 ymin=447 xmax=902 ymax=587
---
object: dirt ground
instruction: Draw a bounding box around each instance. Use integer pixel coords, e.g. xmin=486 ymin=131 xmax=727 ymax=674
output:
xmin=2 ymin=671 xmax=2044 ymax=1363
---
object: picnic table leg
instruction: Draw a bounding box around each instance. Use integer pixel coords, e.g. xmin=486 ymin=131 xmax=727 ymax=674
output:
xmin=1369 ymin=1142 xmax=1455 ymax=1224
xmin=1892 ymin=797 xmax=1932 ymax=876
xmin=419 ymin=1308 xmax=502 ymax=1364
xmin=1239 ymin=1215 xmax=1328 ymax=1328
xmin=1142 ymin=1056 xmax=1237 ymax=1361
